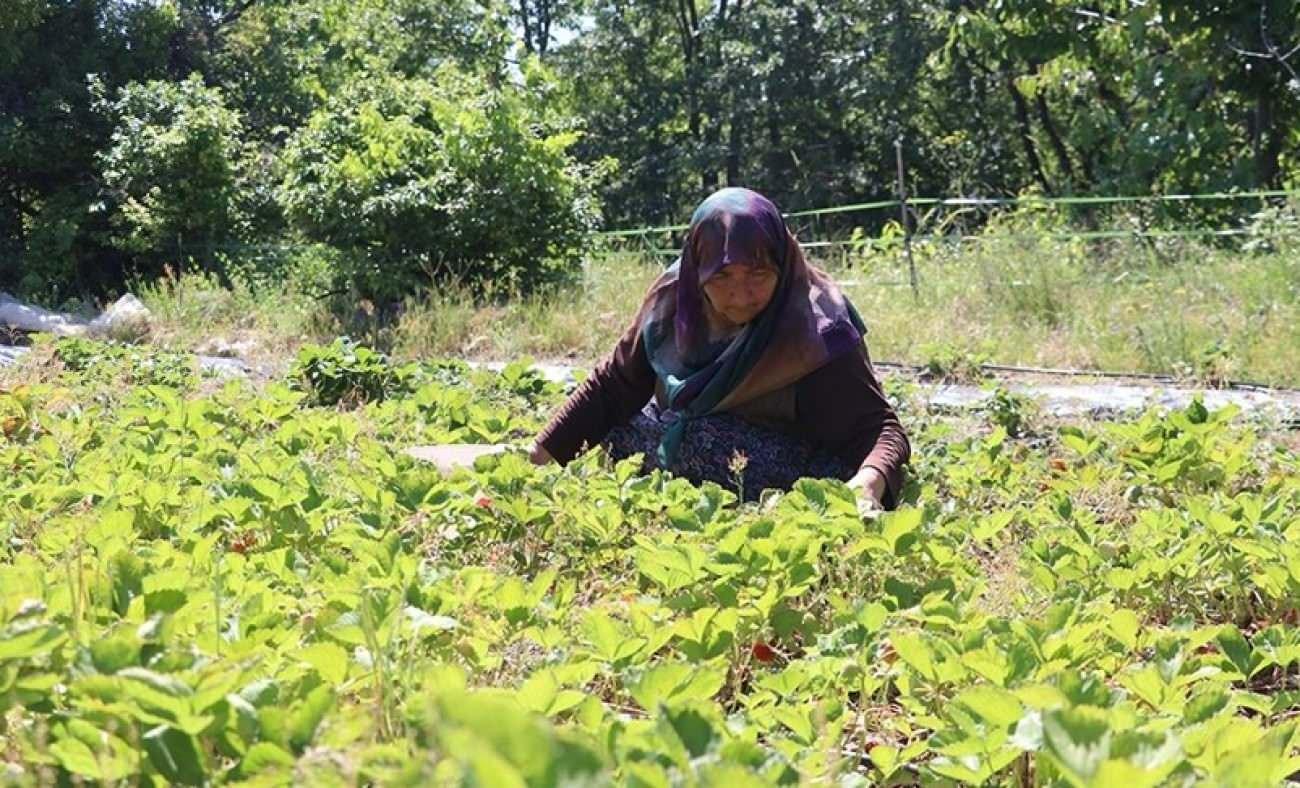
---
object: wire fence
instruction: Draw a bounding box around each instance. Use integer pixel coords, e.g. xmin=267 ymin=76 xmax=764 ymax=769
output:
xmin=8 ymin=189 xmax=1298 ymax=300
xmin=594 ymin=188 xmax=1300 ymax=296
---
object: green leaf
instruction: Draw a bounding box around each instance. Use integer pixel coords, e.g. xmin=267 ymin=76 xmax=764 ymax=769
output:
xmin=297 ymin=642 xmax=349 ymax=685
xmin=49 ymin=721 xmax=136 ymax=782
xmin=1184 ymin=687 xmax=1231 ymax=725
xmin=1108 ymin=610 xmax=1139 ymax=651
xmin=628 ymin=663 xmax=726 ymax=711
xmin=404 ymin=606 xmax=459 ymax=635
xmin=1039 ymin=707 xmax=1111 ymax=784
xmin=50 ymin=737 xmax=108 ymax=780
xmin=890 ymin=632 xmax=937 ymax=681
xmin=583 ymin=612 xmax=647 ymax=665
xmin=239 ymin=742 xmax=296 ymax=776
xmin=624 ymin=761 xmax=672 ymax=788
xmin=288 ymin=685 xmax=334 ymax=753
xmin=882 ymin=508 xmax=923 ymax=554
xmin=460 ymin=741 xmax=530 ymax=788
xmin=929 ymin=755 xmax=995 ymax=783
xmin=240 ymin=678 xmax=280 ymax=707
xmin=663 ymin=703 xmax=719 ymax=758
xmin=869 ymin=744 xmax=899 ymax=775
xmin=857 ymin=602 xmax=889 ymax=633
xmin=956 ymin=685 xmax=1024 ymax=728
xmin=143 ymin=725 xmax=207 ymax=786
xmin=1216 ymin=627 xmax=1261 ymax=677
xmin=0 ymin=622 xmax=66 ymax=661
xmin=144 ymin=588 xmax=188 ymax=615
xmin=109 ymin=551 xmax=145 ymax=615
xmin=971 ymin=510 xmax=1015 ymax=543
xmin=517 ymin=670 xmax=560 ymax=714
xmin=258 ymin=705 xmax=290 ymax=748
xmin=89 ymin=632 xmax=139 ymax=673
xmin=771 ymin=704 xmax=815 ymax=744
xmin=1211 ymin=721 xmax=1298 ymax=787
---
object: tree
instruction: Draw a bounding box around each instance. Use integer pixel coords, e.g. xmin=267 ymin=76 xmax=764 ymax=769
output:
xmin=939 ymin=0 xmax=1300 ymax=199
xmin=96 ymin=75 xmax=248 ymax=279
xmin=514 ymin=0 xmax=585 ymax=57
xmin=0 ymin=0 xmax=182 ymax=297
xmin=277 ymin=66 xmax=603 ymax=300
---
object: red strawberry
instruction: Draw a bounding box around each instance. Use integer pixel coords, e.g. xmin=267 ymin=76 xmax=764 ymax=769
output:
xmin=751 ymin=641 xmax=777 ymax=663
xmin=229 ymin=531 xmax=257 ymax=554
xmin=474 ymin=494 xmax=493 ymax=509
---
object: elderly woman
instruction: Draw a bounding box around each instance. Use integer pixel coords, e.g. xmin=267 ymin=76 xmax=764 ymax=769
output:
xmin=529 ymin=187 xmax=910 ymax=511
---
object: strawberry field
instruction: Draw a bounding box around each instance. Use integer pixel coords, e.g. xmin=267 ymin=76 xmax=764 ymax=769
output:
xmin=3 ymin=339 xmax=1300 ymax=786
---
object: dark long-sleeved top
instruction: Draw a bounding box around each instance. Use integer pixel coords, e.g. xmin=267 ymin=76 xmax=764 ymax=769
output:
xmin=537 ymin=319 xmax=911 ymax=508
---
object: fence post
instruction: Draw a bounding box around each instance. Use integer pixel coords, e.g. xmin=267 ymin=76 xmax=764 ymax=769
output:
xmin=895 ymin=138 xmax=919 ymax=300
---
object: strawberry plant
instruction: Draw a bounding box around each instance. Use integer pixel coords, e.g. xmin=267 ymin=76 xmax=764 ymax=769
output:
xmin=289 ymin=337 xmax=416 ymax=406
xmin=2 ymin=338 xmax=1299 ymax=784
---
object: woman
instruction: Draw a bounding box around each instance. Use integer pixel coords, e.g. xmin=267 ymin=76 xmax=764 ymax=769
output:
xmin=529 ymin=187 xmax=910 ymax=511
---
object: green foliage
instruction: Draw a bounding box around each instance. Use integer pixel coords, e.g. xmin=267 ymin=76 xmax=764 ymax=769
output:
xmin=47 ymin=336 xmax=197 ymax=390
xmin=937 ymin=0 xmax=1300 ymax=202
xmin=289 ymin=337 xmax=416 ymax=407
xmin=96 ymin=74 xmax=249 ymax=275
xmin=981 ymin=385 xmax=1038 ymax=438
xmin=920 ymin=341 xmax=989 ymax=384
xmin=277 ymin=66 xmax=602 ymax=300
xmin=2 ymin=342 xmax=1299 ymax=783
xmin=7 ymin=0 xmax=1300 ymax=301
xmin=0 ymin=0 xmax=184 ymax=298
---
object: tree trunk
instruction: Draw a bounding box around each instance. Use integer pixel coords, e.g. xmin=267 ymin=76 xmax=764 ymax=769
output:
xmin=519 ymin=0 xmax=536 ymax=54
xmin=674 ymin=0 xmax=704 ymax=188
xmin=726 ymin=116 xmax=742 ymax=185
xmin=1033 ymin=89 xmax=1079 ymax=188
xmin=538 ymin=0 xmax=552 ymax=57
xmin=1005 ymin=73 xmax=1053 ymax=194
xmin=1253 ymin=90 xmax=1283 ymax=187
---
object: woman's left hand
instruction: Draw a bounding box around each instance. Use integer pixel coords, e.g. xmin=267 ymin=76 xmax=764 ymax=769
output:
xmin=528 ymin=442 xmax=555 ymax=466
xmin=848 ymin=466 xmax=887 ymax=515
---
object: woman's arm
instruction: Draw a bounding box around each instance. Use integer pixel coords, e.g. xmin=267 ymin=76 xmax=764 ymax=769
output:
xmin=795 ymin=343 xmax=911 ymax=509
xmin=533 ymin=318 xmax=657 ymax=464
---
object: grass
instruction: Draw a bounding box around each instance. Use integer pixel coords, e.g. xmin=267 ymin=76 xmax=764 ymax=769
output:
xmin=129 ymin=232 xmax=1300 ymax=387
xmin=840 ymin=232 xmax=1300 ymax=386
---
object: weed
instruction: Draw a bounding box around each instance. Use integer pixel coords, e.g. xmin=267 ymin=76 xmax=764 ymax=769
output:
xmin=919 ymin=341 xmax=988 ymax=384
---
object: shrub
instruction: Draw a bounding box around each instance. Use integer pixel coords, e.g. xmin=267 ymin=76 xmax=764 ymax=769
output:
xmin=981 ymin=384 xmax=1038 ymax=438
xmin=277 ymin=66 xmax=602 ymax=301
xmin=289 ymin=337 xmax=416 ymax=407
xmin=919 ymin=341 xmax=989 ymax=384
xmin=96 ymin=75 xmax=249 ymax=277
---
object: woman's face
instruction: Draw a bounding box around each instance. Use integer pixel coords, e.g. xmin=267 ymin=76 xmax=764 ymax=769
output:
xmin=702 ymin=260 xmax=779 ymax=327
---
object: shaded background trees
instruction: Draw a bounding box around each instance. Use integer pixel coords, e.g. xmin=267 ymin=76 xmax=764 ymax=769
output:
xmin=2 ymin=0 xmax=1298 ymax=301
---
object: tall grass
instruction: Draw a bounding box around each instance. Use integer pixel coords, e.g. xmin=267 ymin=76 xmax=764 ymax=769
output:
xmin=133 ymin=231 xmax=1300 ymax=386
xmin=837 ymin=230 xmax=1300 ymax=386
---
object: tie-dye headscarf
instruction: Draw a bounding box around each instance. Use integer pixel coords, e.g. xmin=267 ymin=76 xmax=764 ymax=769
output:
xmin=638 ymin=187 xmax=867 ymax=465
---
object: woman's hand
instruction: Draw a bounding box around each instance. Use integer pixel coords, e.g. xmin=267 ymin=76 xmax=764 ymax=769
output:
xmin=528 ymin=442 xmax=555 ymax=466
xmin=847 ymin=465 xmax=887 ymax=516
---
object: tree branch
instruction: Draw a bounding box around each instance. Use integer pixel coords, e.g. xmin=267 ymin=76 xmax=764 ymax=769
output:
xmin=214 ymin=0 xmax=260 ymax=32
xmin=1229 ymin=0 xmax=1300 ymax=86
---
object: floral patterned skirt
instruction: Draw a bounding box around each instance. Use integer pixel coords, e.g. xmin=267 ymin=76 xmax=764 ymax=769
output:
xmin=602 ymin=402 xmax=855 ymax=501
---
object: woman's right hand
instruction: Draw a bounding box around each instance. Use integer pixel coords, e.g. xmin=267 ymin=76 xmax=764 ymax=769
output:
xmin=528 ymin=442 xmax=555 ymax=466
xmin=848 ymin=465 xmax=887 ymax=515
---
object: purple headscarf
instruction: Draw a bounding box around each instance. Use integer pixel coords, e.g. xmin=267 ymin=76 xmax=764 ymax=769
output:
xmin=633 ymin=187 xmax=866 ymax=463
